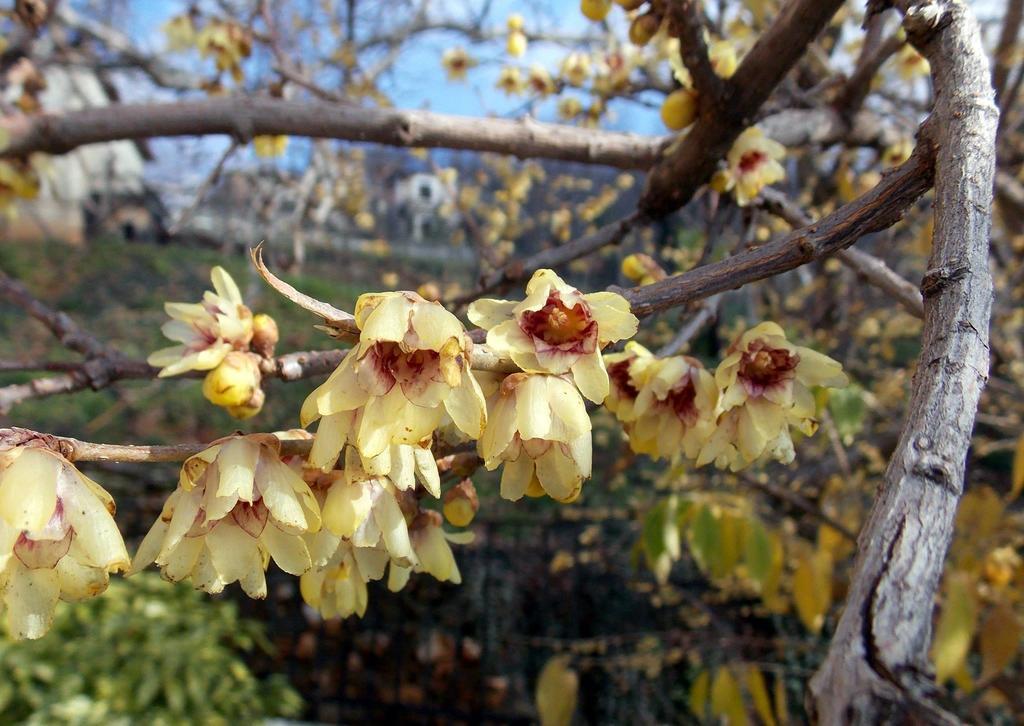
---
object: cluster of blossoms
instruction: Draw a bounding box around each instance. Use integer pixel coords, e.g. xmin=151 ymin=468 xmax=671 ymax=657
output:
xmin=605 ymin=323 xmax=847 ymax=470
xmin=163 ymin=14 xmax=252 ymax=84
xmin=148 ymin=267 xmax=279 ymax=419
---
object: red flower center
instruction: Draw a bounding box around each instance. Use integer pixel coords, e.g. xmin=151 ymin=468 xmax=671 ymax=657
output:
xmin=608 ymin=358 xmax=639 ymax=400
xmin=738 ymin=150 xmax=766 ymax=175
xmin=665 ymin=375 xmax=699 ymax=427
xmin=738 ymin=340 xmax=798 ymax=395
xmin=521 ymin=292 xmax=595 ymax=347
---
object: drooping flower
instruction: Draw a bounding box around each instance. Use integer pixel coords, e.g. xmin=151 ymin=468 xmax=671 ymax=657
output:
xmin=527 ymin=64 xmax=557 ymax=96
xmin=387 ymin=510 xmax=473 ymax=592
xmin=603 ymin=342 xmax=657 ymax=423
xmin=441 ymin=47 xmax=476 ymax=81
xmin=711 ymin=127 xmax=786 ymax=206
xmin=302 ymin=291 xmax=486 ymax=468
xmin=300 ymin=539 xmax=387 ymax=620
xmin=628 ymin=354 xmax=719 ymax=461
xmin=478 ymin=372 xmax=592 ymax=503
xmin=469 ymin=269 xmax=638 ymax=403
xmin=697 ymin=322 xmax=847 ymax=470
xmin=496 ymin=66 xmax=526 ymax=95
xmin=130 ymin=435 xmax=321 ymax=598
xmin=0 ymin=446 xmax=129 ymax=639
xmin=147 ymin=266 xmax=254 ymax=377
xmin=560 ymin=52 xmax=591 ymax=87
xmin=201 ymin=350 xmax=264 ymax=418
xmin=253 ymin=134 xmax=288 ymax=158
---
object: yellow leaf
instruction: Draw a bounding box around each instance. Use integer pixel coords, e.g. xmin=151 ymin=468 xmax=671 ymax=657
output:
xmin=979 ymin=598 xmax=1021 ymax=682
xmin=689 ymin=669 xmax=710 ymax=719
xmin=535 ymin=655 xmax=578 ymax=726
xmin=774 ymin=673 xmax=789 ymax=726
xmin=745 ymin=665 xmax=776 ymax=726
xmin=1011 ymin=433 xmax=1024 ymax=501
xmin=931 ymin=572 xmax=978 ymax=685
xmin=793 ymin=551 xmax=833 ymax=633
xmin=710 ymin=666 xmax=748 ymax=726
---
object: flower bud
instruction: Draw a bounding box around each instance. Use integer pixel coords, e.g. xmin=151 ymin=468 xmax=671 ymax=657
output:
xmin=226 ymin=387 xmax=265 ymax=420
xmin=660 ymin=88 xmax=698 ymax=130
xmin=417 ymin=282 xmax=441 ymax=302
xmin=628 ymin=12 xmax=659 ymax=46
xmin=443 ymin=479 xmax=479 ymax=527
xmin=251 ymin=313 xmax=279 ymax=358
xmin=202 ymin=351 xmax=262 ymax=409
xmin=580 ymin=0 xmax=611 ymax=22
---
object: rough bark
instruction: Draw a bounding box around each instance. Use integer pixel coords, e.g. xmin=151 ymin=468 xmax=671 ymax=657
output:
xmin=808 ymin=1 xmax=997 ymax=722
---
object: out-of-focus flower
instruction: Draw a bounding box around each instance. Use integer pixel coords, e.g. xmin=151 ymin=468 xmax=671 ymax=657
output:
xmin=667 ymin=37 xmax=738 ymax=86
xmin=0 ymin=159 xmax=40 ymax=218
xmin=558 ymin=96 xmax=583 ymax=120
xmin=711 ymin=127 xmax=786 ymax=206
xmin=881 ymin=138 xmax=914 ymax=168
xmin=0 ymin=446 xmax=129 ymax=639
xmin=162 ymin=14 xmax=195 ymax=50
xmin=527 ymin=64 xmax=558 ymax=96
xmin=580 ymin=0 xmax=612 ymax=22
xmin=302 ymin=291 xmax=486 ymax=471
xmin=894 ymin=44 xmax=930 ymax=80
xmin=496 ymin=66 xmax=526 ymax=95
xmin=629 ymin=354 xmax=718 ymax=460
xmin=560 ymin=52 xmax=591 ymax=87
xmin=469 ymin=269 xmax=637 ymax=403
xmin=147 ymin=266 xmax=254 ymax=377
xmin=253 ymin=134 xmax=288 ymax=158
xmin=698 ymin=322 xmax=847 ymax=469
xmin=620 ymin=253 xmax=666 ymax=286
xmin=387 ymin=510 xmax=473 ymax=591
xmin=196 ymin=20 xmax=252 ymax=82
xmin=130 ymin=435 xmax=321 ymax=598
xmin=983 ymin=546 xmax=1021 ymax=589
xmin=478 ymin=372 xmax=592 ymax=503
xmin=441 ymin=47 xmax=476 ymax=81
xmin=507 ymin=13 xmax=525 ymax=31
xmin=443 ymin=479 xmax=479 ymax=527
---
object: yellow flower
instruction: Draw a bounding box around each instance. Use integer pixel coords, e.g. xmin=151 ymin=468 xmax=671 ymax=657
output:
xmin=603 ymin=342 xmax=657 ymax=422
xmin=496 ymin=66 xmax=526 ymax=95
xmin=147 ymin=266 xmax=254 ymax=377
xmin=881 ymin=138 xmax=913 ymax=168
xmin=443 ymin=479 xmax=479 ymax=527
xmin=628 ymin=354 xmax=718 ymax=460
xmin=507 ymin=30 xmax=528 ymax=58
xmin=894 ymin=44 xmax=930 ymax=80
xmin=666 ymin=37 xmax=737 ymax=87
xmin=0 ymin=159 xmax=40 ymax=218
xmin=469 ymin=269 xmax=638 ymax=403
xmin=477 ymin=372 xmax=592 ymax=503
xmin=162 ymin=14 xmax=195 ymax=51
xmin=558 ymin=96 xmax=583 ymax=120
xmin=130 ymin=435 xmax=321 ymax=598
xmin=253 ymin=134 xmax=288 ymax=158
xmin=715 ymin=127 xmax=786 ymax=206
xmin=527 ymin=64 xmax=557 ymax=96
xmin=507 ymin=13 xmax=525 ymax=31
xmin=302 ymin=291 xmax=487 ymax=468
xmin=697 ymin=322 xmax=847 ymax=469
xmin=300 ymin=540 xmax=387 ymax=619
xmin=441 ymin=47 xmax=475 ymax=81
xmin=0 ymin=447 xmax=129 ymax=639
xmin=196 ymin=20 xmax=252 ymax=82
xmin=387 ymin=510 xmax=473 ymax=591
xmin=560 ymin=52 xmax=591 ymax=87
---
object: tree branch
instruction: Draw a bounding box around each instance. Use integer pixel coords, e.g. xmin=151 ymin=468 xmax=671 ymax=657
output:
xmin=0 ymin=97 xmax=670 ymax=170
xmin=620 ymin=135 xmax=936 ymax=318
xmin=809 ymin=1 xmax=998 ymax=721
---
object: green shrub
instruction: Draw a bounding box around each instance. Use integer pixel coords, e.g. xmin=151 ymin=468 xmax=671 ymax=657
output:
xmin=0 ymin=573 xmax=303 ymax=725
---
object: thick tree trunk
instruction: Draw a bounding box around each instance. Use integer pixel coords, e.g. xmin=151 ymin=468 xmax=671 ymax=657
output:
xmin=808 ymin=1 xmax=998 ymax=723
